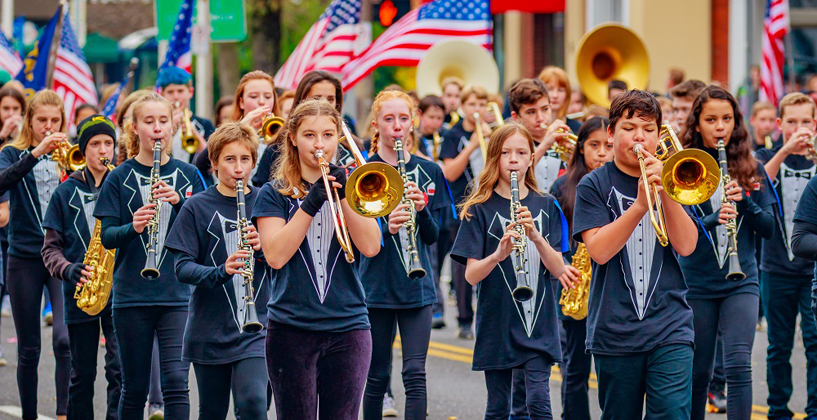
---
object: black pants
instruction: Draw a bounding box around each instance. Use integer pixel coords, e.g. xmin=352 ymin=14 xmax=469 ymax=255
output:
xmin=484 ymin=356 xmax=553 ymax=420
xmin=0 ymin=239 xmax=8 ymax=335
xmin=7 ymin=255 xmax=70 ymax=419
xmin=709 ymin=336 xmax=726 ymax=394
xmin=762 ymin=272 xmax=817 ymax=418
xmin=689 ymin=293 xmax=758 ymax=420
xmin=192 ymin=357 xmax=268 ymax=420
xmin=113 ymin=306 xmax=190 ymax=420
xmin=561 ymin=318 xmax=592 ymax=420
xmin=149 ymin=335 xmax=163 ymax=405
xmin=363 ymin=305 xmax=432 ymax=420
xmin=430 ymin=220 xmax=454 ymax=316
xmin=449 ymin=223 xmax=473 ymax=327
xmin=266 ymin=322 xmax=371 ymax=420
xmin=67 ymin=313 xmax=121 ymax=420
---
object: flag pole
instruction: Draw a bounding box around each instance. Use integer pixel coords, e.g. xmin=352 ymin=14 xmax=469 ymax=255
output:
xmin=46 ymin=1 xmax=67 ymax=90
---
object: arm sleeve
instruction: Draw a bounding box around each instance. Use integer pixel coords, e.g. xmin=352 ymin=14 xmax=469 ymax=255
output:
xmin=172 ymin=250 xmax=232 ymax=288
xmin=416 ymin=207 xmax=439 ymax=245
xmin=41 ymin=228 xmax=76 ymax=282
xmin=571 ymin=176 xmax=608 ymax=243
xmin=99 ymin=216 xmax=141 ymax=250
xmin=737 ymin=191 xmax=775 ymax=240
xmin=792 ymin=220 xmax=817 ymax=261
xmin=0 ymin=151 xmax=37 ymax=194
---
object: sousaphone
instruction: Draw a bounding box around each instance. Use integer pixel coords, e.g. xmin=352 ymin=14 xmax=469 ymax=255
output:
xmin=416 ymin=40 xmax=500 ymax=97
xmin=576 ymin=24 xmax=650 ymax=108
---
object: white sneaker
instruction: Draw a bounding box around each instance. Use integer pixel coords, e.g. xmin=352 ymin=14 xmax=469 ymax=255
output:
xmin=382 ymin=395 xmax=399 ymax=417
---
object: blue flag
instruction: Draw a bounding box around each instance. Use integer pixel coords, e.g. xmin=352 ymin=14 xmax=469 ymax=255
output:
xmin=15 ymin=6 xmax=61 ymax=98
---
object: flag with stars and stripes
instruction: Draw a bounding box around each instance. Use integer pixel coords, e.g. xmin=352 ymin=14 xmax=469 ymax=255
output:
xmin=159 ymin=0 xmax=194 ymax=77
xmin=341 ymin=0 xmax=492 ymax=92
xmin=53 ymin=17 xmax=98 ymax=127
xmin=274 ymin=0 xmax=363 ymax=90
xmin=100 ymin=74 xmax=131 ymax=120
xmin=760 ymin=0 xmax=789 ymax=106
xmin=0 ymin=30 xmax=22 ymax=76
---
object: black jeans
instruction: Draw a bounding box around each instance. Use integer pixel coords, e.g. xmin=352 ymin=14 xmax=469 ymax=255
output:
xmin=67 ymin=313 xmax=121 ymax=420
xmin=266 ymin=322 xmax=371 ymax=420
xmin=149 ymin=335 xmax=163 ymax=405
xmin=595 ymin=343 xmax=693 ymax=420
xmin=7 ymin=255 xmax=70 ymax=419
xmin=113 ymin=306 xmax=190 ymax=420
xmin=192 ymin=357 xmax=268 ymax=420
xmin=689 ymin=293 xmax=758 ymax=420
xmin=562 ymin=318 xmax=592 ymax=420
xmin=449 ymin=223 xmax=473 ymax=327
xmin=709 ymin=336 xmax=726 ymax=394
xmin=363 ymin=305 xmax=432 ymax=420
xmin=430 ymin=220 xmax=454 ymax=316
xmin=484 ymin=356 xmax=553 ymax=420
xmin=762 ymin=272 xmax=817 ymax=418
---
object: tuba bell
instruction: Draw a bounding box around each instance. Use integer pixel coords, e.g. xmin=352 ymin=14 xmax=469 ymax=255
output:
xmin=575 ymin=24 xmax=650 ymax=108
xmin=416 ymin=40 xmax=500 ymax=98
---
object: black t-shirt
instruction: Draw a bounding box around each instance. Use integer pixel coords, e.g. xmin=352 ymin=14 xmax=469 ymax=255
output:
xmin=94 ymin=158 xmax=205 ymax=307
xmin=0 ymin=146 xmax=61 ymax=258
xmin=439 ymin=121 xmax=481 ymax=204
xmin=451 ymin=191 xmax=564 ymax=370
xmin=359 ymin=154 xmax=451 ymax=308
xmin=793 ymin=175 xmax=817 ymax=283
xmin=165 ymin=186 xmax=269 ymax=364
xmin=572 ymin=162 xmax=694 ymax=355
xmin=679 ymin=161 xmax=775 ymax=298
xmin=251 ymin=181 xmax=370 ymax=332
xmin=756 ymin=147 xmax=816 ymax=276
xmin=170 ymin=115 xmax=215 ymax=164
xmin=251 ymin=143 xmax=280 ymax=188
xmin=42 ymin=174 xmax=107 ymax=324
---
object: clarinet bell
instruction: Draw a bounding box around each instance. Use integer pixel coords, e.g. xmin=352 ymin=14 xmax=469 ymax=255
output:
xmin=512 ymin=285 xmax=533 ymax=302
xmin=408 ymin=257 xmax=426 ymax=280
xmin=241 ymin=300 xmax=264 ymax=333
xmin=141 ymin=253 xmax=160 ymax=281
xmin=726 ymin=254 xmax=745 ymax=282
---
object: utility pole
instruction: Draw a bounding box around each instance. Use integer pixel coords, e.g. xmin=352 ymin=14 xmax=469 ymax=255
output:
xmin=194 ymin=0 xmax=212 ymax=118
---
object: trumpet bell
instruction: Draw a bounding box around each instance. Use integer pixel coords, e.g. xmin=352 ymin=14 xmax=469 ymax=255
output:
xmin=346 ymin=162 xmax=404 ymax=218
xmin=661 ymin=149 xmax=720 ymax=206
xmin=416 ymin=40 xmax=500 ymax=98
xmin=261 ymin=115 xmax=285 ymax=144
xmin=181 ymin=135 xmax=199 ymax=155
xmin=67 ymin=144 xmax=86 ymax=171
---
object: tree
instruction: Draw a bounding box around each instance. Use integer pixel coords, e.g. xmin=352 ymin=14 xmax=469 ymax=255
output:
xmin=247 ymin=0 xmax=282 ymax=73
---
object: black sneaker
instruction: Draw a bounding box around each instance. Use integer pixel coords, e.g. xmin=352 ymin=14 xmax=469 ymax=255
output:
xmin=431 ymin=313 xmax=446 ymax=329
xmin=707 ymin=391 xmax=726 ymax=413
xmin=458 ymin=324 xmax=474 ymax=339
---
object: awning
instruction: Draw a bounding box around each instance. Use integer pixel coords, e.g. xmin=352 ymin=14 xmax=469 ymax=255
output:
xmin=83 ymin=33 xmax=121 ymax=63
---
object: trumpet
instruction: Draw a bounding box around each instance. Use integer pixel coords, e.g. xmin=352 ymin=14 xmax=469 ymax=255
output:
xmin=448 ymin=112 xmax=460 ymax=127
xmin=431 ymin=131 xmax=441 ymax=162
xmin=179 ymin=106 xmax=199 ymax=155
xmin=487 ymin=102 xmax=504 ymax=128
xmin=803 ymin=133 xmax=817 ymax=163
xmin=632 ymin=125 xmax=720 ymax=247
xmin=510 ymin=171 xmax=533 ymax=302
xmin=259 ymin=113 xmax=285 ymax=144
xmin=51 ymin=132 xmax=86 ymax=172
xmin=235 ymin=179 xmax=263 ymax=332
xmin=551 ymin=128 xmax=578 ymax=162
xmin=394 ymin=136 xmax=426 ymax=279
xmin=717 ymin=138 xmax=745 ymax=281
xmin=474 ymin=112 xmax=488 ymax=163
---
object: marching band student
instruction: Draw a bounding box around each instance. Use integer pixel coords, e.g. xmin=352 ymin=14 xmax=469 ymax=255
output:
xmin=668 ymin=79 xmax=706 ymax=133
xmin=792 ymin=167 xmax=817 ymax=320
xmin=440 ymin=77 xmax=464 ymax=129
xmin=755 ymin=92 xmax=817 ymax=420
xmin=165 ymin=123 xmax=270 ymax=420
xmin=157 ymin=66 xmax=215 ymax=162
xmin=360 ymin=91 xmax=451 ymax=420
xmin=538 ymin=66 xmax=581 ymax=132
xmin=279 ymin=90 xmax=295 ymax=120
xmin=679 ymin=85 xmax=775 ymax=420
xmin=573 ymin=90 xmax=698 ymax=420
xmin=549 ymin=116 xmax=612 ymax=420
xmin=94 ymin=92 xmax=205 ymax=420
xmin=412 ymin=94 xmax=446 ymax=161
xmin=750 ymin=101 xmax=779 ymax=150
xmin=0 ymin=89 xmax=71 ymax=420
xmin=41 ymin=115 xmax=122 ymax=420
xmin=451 ymin=122 xmax=573 ymax=420
xmin=440 ymin=83 xmax=491 ymax=340
xmin=253 ymin=99 xmax=381 ymax=420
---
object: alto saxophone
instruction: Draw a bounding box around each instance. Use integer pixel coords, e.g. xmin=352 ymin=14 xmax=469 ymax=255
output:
xmin=510 ymin=171 xmax=533 ymax=302
xmin=393 ymin=137 xmax=426 ymax=279
xmin=559 ymin=243 xmax=592 ymax=320
xmin=236 ymin=179 xmax=263 ymax=333
xmin=75 ymin=158 xmax=117 ymax=315
xmin=141 ymin=140 xmax=162 ymax=280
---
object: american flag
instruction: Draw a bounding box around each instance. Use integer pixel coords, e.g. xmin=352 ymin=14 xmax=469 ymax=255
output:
xmin=341 ymin=0 xmax=492 ymax=92
xmin=0 ymin=31 xmax=22 ymax=76
xmin=158 ymin=0 xmax=193 ymax=76
xmin=274 ymin=0 xmax=362 ymax=90
xmin=760 ymin=0 xmax=789 ymax=106
xmin=100 ymin=74 xmax=130 ymax=120
xmin=53 ymin=18 xmax=98 ymax=127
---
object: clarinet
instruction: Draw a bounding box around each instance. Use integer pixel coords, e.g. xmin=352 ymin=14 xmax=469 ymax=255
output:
xmin=717 ymin=138 xmax=745 ymax=281
xmin=236 ymin=179 xmax=263 ymax=332
xmin=140 ymin=140 xmax=162 ymax=280
xmin=393 ymin=137 xmax=426 ymax=279
xmin=510 ymin=171 xmax=533 ymax=302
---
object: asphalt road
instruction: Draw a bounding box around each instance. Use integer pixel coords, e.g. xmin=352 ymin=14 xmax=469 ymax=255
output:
xmin=0 ymin=293 xmax=812 ymax=420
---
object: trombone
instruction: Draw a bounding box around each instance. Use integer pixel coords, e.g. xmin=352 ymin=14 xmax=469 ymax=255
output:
xmin=314 ymin=121 xmax=403 ymax=263
xmin=633 ymin=125 xmax=720 ymax=247
xmin=487 ymin=102 xmax=504 ymax=128
xmin=474 ymin=112 xmax=488 ymax=163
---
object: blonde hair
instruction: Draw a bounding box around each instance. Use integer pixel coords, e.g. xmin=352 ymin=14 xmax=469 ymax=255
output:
xmin=232 ymin=70 xmax=280 ymax=122
xmin=538 ymin=66 xmax=572 ymax=119
xmin=751 ymin=101 xmax=776 ymax=118
xmin=116 ymin=90 xmax=152 ymax=162
xmin=458 ymin=123 xmax=540 ymax=220
xmin=274 ymin=99 xmax=340 ymax=198
xmin=125 ymin=92 xmax=173 ymax=158
xmin=460 ymin=84 xmax=489 ymax=103
xmin=441 ymin=77 xmax=464 ymax=92
xmin=7 ymin=89 xmax=65 ymax=150
xmin=208 ymin=122 xmax=260 ymax=171
xmin=778 ymin=93 xmax=814 ymax=119
xmin=370 ymin=90 xmax=415 ymax=154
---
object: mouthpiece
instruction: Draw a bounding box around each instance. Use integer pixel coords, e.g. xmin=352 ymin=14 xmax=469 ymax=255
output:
xmin=632 ymin=143 xmax=644 ymax=153
xmin=314 ymin=150 xmax=324 ymax=159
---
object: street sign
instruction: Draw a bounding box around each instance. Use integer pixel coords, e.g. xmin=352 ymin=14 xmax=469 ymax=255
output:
xmin=156 ymin=0 xmax=247 ymax=43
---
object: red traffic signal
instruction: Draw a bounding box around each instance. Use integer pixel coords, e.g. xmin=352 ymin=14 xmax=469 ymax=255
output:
xmin=379 ymin=0 xmax=398 ymax=26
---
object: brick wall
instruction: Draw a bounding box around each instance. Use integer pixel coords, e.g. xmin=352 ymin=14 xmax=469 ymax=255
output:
xmin=711 ymin=0 xmax=729 ymax=85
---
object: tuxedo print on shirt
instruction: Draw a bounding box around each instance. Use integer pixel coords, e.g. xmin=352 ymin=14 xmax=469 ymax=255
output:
xmin=776 ymin=163 xmax=816 ymax=260
xmin=455 ymin=134 xmax=483 ymax=183
xmin=534 ymin=150 xmax=563 ymax=193
xmin=68 ymin=188 xmax=96 ymax=250
xmin=697 ymin=178 xmax=744 ymax=269
xmin=391 ymin=163 xmax=436 ymax=274
xmin=27 ymin=151 xmax=60 ymax=232
xmin=290 ymin=196 xmax=339 ymax=303
xmin=609 ymin=187 xmax=661 ymax=320
xmin=123 ymin=167 xmax=194 ymax=269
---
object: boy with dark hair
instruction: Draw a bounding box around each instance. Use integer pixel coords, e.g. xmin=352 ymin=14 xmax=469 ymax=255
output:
xmin=157 ymin=66 xmax=216 ymax=164
xmin=607 ymin=79 xmax=628 ymax=103
xmin=573 ymin=89 xmax=697 ymax=419
xmin=669 ymin=79 xmax=707 ymax=133
xmin=41 ymin=115 xmax=122 ymax=419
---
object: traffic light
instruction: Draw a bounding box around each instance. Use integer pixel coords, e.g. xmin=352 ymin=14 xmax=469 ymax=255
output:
xmin=377 ymin=0 xmax=410 ymax=27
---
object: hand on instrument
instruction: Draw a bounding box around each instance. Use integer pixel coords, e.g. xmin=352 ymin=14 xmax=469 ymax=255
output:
xmin=718 ymin=202 xmax=737 ymax=224
xmin=559 ymin=265 xmax=581 ymax=290
xmin=225 ymin=249 xmax=253 ymax=275
xmin=0 ymin=114 xmax=21 ymax=139
xmin=783 ymin=128 xmax=814 ymax=156
xmin=153 ymin=181 xmax=180 ymax=205
xmin=328 ymin=164 xmax=347 ymax=200
xmin=723 ymin=180 xmax=743 ymax=202
xmin=79 ymin=265 xmax=94 ymax=285
xmin=241 ymin=106 xmax=271 ymax=131
xmin=132 ymin=203 xmax=157 ymax=233
xmin=404 ymin=182 xmax=426 ymax=212
xmin=242 ymin=224 xmax=262 ymax=251
xmin=388 ymin=202 xmax=412 ymax=234
xmin=541 ymin=120 xmax=572 ymax=151
xmin=172 ymin=108 xmax=184 ymax=133
xmin=32 ymin=132 xmax=66 ymax=158
xmin=515 ymin=205 xmax=541 ymax=242
xmin=301 ymin=175 xmax=338 ymax=217
xmin=494 ymin=223 xmax=521 ymax=261
xmin=634 ymin=149 xmax=663 ymax=213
